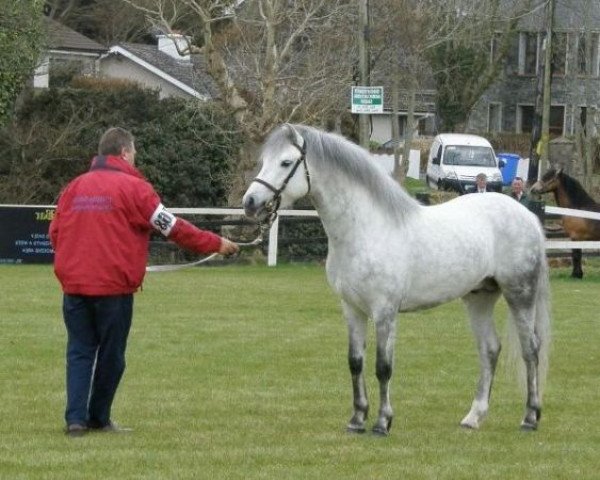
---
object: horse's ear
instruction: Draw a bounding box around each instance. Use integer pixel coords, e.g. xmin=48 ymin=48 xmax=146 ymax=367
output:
xmin=284 ymin=124 xmax=305 ymax=149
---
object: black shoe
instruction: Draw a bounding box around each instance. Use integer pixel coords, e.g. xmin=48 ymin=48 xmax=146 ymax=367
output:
xmin=65 ymin=423 xmax=88 ymax=437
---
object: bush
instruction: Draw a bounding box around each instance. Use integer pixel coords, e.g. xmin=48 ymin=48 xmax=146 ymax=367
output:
xmin=0 ymin=84 xmax=241 ymax=206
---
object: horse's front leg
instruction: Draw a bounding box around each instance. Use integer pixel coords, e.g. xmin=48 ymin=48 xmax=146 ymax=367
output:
xmin=343 ymin=301 xmax=369 ymax=433
xmin=571 ymin=248 xmax=583 ymax=278
xmin=373 ymin=311 xmax=397 ymax=436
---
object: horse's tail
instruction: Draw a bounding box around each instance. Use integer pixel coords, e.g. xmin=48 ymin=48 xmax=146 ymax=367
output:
xmin=506 ymin=254 xmax=551 ymax=399
xmin=533 ymin=258 xmax=551 ymax=398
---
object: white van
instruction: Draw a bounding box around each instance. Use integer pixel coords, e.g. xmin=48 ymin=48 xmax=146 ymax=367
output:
xmin=425 ymin=134 xmax=504 ymax=193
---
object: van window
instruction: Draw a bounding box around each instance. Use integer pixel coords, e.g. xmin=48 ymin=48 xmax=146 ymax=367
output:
xmin=443 ymin=146 xmax=496 ymax=167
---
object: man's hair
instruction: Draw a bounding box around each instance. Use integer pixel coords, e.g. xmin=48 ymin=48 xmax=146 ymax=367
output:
xmin=476 ymin=173 xmax=487 ymax=181
xmin=513 ymin=176 xmax=523 ymax=182
xmin=98 ymin=127 xmax=134 ymax=156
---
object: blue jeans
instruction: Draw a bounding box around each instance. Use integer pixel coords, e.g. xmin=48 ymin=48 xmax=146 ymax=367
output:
xmin=63 ymin=294 xmax=133 ymax=427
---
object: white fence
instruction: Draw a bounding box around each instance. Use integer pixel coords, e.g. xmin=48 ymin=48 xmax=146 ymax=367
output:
xmin=543 ymin=206 xmax=600 ymax=251
xmin=168 ymin=207 xmax=318 ymax=266
xmin=3 ymin=204 xmax=600 ymax=266
xmin=170 ymin=206 xmax=600 ymax=265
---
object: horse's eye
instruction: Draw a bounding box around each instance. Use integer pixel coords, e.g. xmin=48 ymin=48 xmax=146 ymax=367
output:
xmin=281 ymin=160 xmax=293 ymax=168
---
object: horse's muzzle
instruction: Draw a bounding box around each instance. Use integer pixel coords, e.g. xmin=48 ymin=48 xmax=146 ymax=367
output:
xmin=529 ymin=181 xmax=544 ymax=194
xmin=243 ymin=194 xmax=272 ymax=221
xmin=243 ymin=194 xmax=259 ymax=218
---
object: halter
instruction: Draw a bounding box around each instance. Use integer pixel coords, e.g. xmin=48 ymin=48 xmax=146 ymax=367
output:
xmin=251 ymin=140 xmax=311 ymax=227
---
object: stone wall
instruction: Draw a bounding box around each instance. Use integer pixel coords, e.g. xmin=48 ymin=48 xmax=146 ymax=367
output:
xmin=548 ymin=137 xmax=600 ymax=198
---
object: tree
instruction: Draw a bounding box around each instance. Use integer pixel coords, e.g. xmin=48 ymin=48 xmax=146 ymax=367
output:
xmin=569 ymin=0 xmax=600 ymax=187
xmin=370 ymin=0 xmax=436 ymax=183
xmin=45 ymin=0 xmax=153 ymax=43
xmin=0 ymin=0 xmax=45 ymax=126
xmin=124 ymin=0 xmax=356 ymax=199
xmin=425 ymin=0 xmax=532 ymax=132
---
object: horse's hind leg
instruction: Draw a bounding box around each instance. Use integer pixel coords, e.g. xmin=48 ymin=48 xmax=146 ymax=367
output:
xmin=460 ymin=288 xmax=501 ymax=429
xmin=343 ymin=301 xmax=369 ymax=433
xmin=505 ymin=297 xmax=542 ymax=430
xmin=571 ymin=248 xmax=583 ymax=278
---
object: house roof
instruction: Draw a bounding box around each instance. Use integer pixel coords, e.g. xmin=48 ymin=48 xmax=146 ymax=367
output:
xmin=107 ymin=43 xmax=219 ymax=100
xmin=44 ymin=17 xmax=107 ymax=53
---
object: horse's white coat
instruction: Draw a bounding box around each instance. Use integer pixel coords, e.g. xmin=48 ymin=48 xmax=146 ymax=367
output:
xmin=243 ymin=124 xmax=551 ymax=434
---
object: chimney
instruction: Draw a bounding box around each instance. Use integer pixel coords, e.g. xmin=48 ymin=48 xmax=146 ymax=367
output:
xmin=157 ymin=34 xmax=191 ymax=62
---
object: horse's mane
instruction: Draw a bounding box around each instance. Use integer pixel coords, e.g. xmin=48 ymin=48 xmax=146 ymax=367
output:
xmin=286 ymin=125 xmax=420 ymax=216
xmin=558 ymin=171 xmax=600 ymax=211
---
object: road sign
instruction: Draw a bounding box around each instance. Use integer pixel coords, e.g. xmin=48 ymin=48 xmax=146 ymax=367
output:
xmin=351 ymin=86 xmax=384 ymax=113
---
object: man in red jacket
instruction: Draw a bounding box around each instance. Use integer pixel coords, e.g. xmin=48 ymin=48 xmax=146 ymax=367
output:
xmin=50 ymin=127 xmax=238 ymax=436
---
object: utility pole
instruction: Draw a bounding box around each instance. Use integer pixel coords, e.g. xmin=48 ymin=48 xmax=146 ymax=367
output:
xmin=358 ymin=0 xmax=370 ymax=149
xmin=528 ymin=0 xmax=555 ymax=184
xmin=539 ymin=0 xmax=555 ymax=176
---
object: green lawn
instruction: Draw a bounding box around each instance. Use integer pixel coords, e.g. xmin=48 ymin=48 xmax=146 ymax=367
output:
xmin=1 ymin=263 xmax=599 ymax=479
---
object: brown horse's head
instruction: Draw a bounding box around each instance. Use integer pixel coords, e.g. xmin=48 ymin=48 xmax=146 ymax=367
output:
xmin=530 ymin=168 xmax=562 ymax=194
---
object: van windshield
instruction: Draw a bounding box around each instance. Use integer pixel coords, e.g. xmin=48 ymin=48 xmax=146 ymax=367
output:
xmin=443 ymin=146 xmax=496 ymax=167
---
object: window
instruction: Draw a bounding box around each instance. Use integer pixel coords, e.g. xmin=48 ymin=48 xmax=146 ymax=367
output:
xmin=517 ymin=105 xmax=565 ymax=135
xmin=49 ymin=59 xmax=86 ymax=88
xmin=490 ymin=33 xmax=503 ymax=63
xmin=487 ymin=103 xmax=502 ymax=133
xmin=518 ymin=105 xmax=535 ymax=133
xmin=577 ymin=32 xmax=600 ymax=76
xmin=549 ymin=105 xmax=566 ymax=135
xmin=552 ymin=32 xmax=567 ymax=75
xmin=576 ymin=106 xmax=589 ymax=135
xmin=443 ymin=146 xmax=496 ymax=167
xmin=519 ymin=32 xmax=538 ymax=75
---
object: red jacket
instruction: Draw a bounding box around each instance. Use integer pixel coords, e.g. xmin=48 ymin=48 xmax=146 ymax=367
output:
xmin=49 ymin=155 xmax=222 ymax=295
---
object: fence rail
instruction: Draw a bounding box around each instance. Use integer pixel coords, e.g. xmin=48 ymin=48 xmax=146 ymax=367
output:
xmin=171 ymin=206 xmax=600 ymax=263
xmin=169 ymin=208 xmax=318 ymax=266
xmin=3 ymin=204 xmax=600 ymax=266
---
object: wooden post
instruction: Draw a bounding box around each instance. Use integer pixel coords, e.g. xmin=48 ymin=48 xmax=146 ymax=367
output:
xmin=357 ymin=0 xmax=371 ymax=149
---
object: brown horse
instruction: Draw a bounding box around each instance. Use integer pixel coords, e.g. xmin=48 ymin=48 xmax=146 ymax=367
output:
xmin=531 ymin=168 xmax=600 ymax=278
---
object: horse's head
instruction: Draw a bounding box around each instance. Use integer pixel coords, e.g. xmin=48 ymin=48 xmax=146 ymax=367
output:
xmin=243 ymin=124 xmax=311 ymax=222
xmin=530 ymin=168 xmax=562 ymax=194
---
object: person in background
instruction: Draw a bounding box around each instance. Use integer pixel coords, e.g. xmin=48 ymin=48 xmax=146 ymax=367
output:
xmin=471 ymin=173 xmax=489 ymax=193
xmin=509 ymin=176 xmax=530 ymax=207
xmin=49 ymin=127 xmax=239 ymax=437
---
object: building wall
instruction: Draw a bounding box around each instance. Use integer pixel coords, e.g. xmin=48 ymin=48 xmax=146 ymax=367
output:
xmin=100 ymin=57 xmax=190 ymax=99
xmin=468 ymin=10 xmax=600 ymax=136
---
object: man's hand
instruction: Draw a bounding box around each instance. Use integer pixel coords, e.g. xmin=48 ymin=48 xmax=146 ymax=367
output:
xmin=219 ymin=238 xmax=239 ymax=256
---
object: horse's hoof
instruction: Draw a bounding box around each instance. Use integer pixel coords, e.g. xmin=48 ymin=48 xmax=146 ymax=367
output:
xmin=520 ymin=422 xmax=538 ymax=431
xmin=372 ymin=417 xmax=392 ymax=436
xmin=459 ymin=421 xmax=478 ymax=430
xmin=346 ymin=424 xmax=366 ymax=434
xmin=372 ymin=425 xmax=389 ymax=437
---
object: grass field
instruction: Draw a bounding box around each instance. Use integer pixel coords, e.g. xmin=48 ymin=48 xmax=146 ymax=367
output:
xmin=1 ymin=263 xmax=600 ymax=479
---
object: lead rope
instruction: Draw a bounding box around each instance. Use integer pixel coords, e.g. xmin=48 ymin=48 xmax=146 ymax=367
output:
xmin=148 ymin=138 xmax=307 ymax=273
xmin=146 ymin=223 xmax=269 ymax=273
